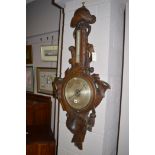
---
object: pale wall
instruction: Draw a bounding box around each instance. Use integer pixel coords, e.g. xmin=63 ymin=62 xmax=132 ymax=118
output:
xmin=102 ymin=1 xmax=125 ymax=155
xmin=117 ymin=2 xmax=129 ymax=155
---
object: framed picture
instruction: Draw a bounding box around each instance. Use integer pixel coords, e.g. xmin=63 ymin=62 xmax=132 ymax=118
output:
xmin=26 ymin=66 xmax=34 ymax=92
xmin=26 ymin=45 xmax=33 ymax=64
xmin=40 ymin=45 xmax=58 ymax=61
xmin=37 ymin=67 xmax=57 ymax=95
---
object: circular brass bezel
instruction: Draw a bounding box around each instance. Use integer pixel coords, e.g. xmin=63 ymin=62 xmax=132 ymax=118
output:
xmin=62 ymin=74 xmax=96 ymax=112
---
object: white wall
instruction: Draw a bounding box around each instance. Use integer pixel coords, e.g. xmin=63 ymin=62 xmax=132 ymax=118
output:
xmin=117 ymin=2 xmax=129 ymax=155
xmin=102 ymin=1 xmax=125 ymax=155
xmin=26 ymin=32 xmax=59 ymax=94
xmin=54 ymin=0 xmax=127 ymax=155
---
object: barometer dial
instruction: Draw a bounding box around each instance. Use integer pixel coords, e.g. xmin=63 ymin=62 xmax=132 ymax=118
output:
xmin=64 ymin=77 xmax=93 ymax=110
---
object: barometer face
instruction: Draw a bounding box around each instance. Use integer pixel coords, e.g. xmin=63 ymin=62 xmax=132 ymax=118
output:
xmin=64 ymin=77 xmax=93 ymax=110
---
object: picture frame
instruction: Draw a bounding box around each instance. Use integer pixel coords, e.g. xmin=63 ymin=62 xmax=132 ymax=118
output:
xmin=40 ymin=45 xmax=58 ymax=61
xmin=36 ymin=67 xmax=57 ymax=95
xmin=26 ymin=45 xmax=33 ymax=64
xmin=26 ymin=66 xmax=34 ymax=92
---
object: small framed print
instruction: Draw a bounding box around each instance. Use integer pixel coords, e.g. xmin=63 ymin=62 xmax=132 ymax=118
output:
xmin=26 ymin=66 xmax=34 ymax=92
xmin=37 ymin=67 xmax=57 ymax=95
xmin=41 ymin=45 xmax=58 ymax=61
xmin=26 ymin=45 xmax=33 ymax=64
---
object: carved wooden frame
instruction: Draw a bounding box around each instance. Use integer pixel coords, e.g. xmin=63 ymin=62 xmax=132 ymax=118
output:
xmin=53 ymin=4 xmax=110 ymax=150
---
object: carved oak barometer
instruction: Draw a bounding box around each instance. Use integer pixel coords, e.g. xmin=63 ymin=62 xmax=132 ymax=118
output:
xmin=53 ymin=3 xmax=110 ymax=150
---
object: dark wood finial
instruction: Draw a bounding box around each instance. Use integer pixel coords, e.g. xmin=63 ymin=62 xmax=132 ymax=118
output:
xmin=82 ymin=2 xmax=85 ymax=6
xmin=70 ymin=3 xmax=96 ymax=28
